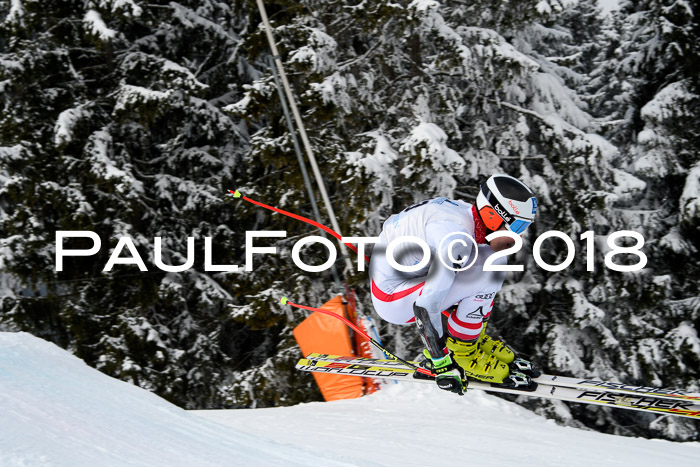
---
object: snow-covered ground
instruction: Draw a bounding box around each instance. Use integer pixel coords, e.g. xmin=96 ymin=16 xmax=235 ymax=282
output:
xmin=2 ymin=331 xmax=699 ymax=466
xmin=0 ymin=332 xmax=352 ymax=466
xmin=198 ymin=385 xmax=700 ymax=467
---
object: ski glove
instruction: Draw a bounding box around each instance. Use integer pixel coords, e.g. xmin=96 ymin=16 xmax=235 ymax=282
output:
xmin=429 ymin=351 xmax=467 ymax=396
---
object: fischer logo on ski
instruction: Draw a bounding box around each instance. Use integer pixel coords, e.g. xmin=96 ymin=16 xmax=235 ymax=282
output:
xmin=576 ymin=391 xmax=697 ymax=410
xmin=575 ymin=380 xmax=698 ymax=398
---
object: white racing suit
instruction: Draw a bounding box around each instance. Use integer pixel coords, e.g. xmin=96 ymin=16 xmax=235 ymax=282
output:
xmin=369 ymin=197 xmax=507 ymax=345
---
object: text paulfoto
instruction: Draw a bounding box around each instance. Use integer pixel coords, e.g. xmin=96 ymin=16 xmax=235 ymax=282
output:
xmin=55 ymin=230 xmax=647 ymax=273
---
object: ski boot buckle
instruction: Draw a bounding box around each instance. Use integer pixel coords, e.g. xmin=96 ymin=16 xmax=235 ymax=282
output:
xmin=510 ymin=358 xmax=541 ymax=378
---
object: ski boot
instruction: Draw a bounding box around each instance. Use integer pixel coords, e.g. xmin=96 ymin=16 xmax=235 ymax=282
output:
xmin=446 ymin=337 xmax=509 ymax=383
xmin=478 ymin=324 xmax=541 ymax=378
xmin=477 ymin=322 xmax=514 ymax=363
xmin=446 ymin=337 xmax=536 ymax=390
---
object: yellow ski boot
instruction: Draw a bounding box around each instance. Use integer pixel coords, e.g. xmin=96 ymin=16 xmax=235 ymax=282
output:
xmin=477 ymin=323 xmax=542 ymax=379
xmin=478 ymin=324 xmax=515 ymax=364
xmin=446 ymin=337 xmax=510 ymax=384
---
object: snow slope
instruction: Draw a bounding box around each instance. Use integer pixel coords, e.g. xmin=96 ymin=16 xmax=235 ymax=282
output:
xmin=198 ymin=385 xmax=700 ymax=467
xmin=2 ymin=331 xmax=699 ymax=466
xmin=0 ymin=332 xmax=354 ymax=466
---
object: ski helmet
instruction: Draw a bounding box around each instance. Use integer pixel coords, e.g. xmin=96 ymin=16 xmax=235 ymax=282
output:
xmin=476 ymin=173 xmax=537 ymax=234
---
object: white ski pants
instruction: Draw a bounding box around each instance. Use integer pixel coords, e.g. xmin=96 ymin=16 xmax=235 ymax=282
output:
xmin=369 ymin=243 xmax=507 ymax=342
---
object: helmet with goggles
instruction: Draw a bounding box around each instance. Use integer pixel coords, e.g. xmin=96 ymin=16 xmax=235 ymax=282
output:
xmin=476 ymin=174 xmax=537 ymax=234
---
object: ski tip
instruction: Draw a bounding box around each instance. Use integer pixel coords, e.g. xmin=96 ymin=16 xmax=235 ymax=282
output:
xmin=280 ymin=297 xmax=289 ymax=305
xmin=230 ymin=189 xmax=242 ymax=198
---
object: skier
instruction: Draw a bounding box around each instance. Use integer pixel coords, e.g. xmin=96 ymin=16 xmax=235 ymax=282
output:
xmin=368 ymin=174 xmax=537 ymax=395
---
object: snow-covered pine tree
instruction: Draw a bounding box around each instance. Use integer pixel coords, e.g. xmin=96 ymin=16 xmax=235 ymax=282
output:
xmin=0 ymin=0 xmax=295 ymax=408
xmin=583 ymin=0 xmax=700 ymax=440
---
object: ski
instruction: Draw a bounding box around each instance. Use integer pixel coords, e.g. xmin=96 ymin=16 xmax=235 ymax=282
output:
xmin=296 ymin=357 xmax=700 ymax=420
xmin=531 ymin=373 xmax=700 ymax=402
xmin=302 ymin=353 xmax=700 ymax=403
xmin=297 ymin=357 xmax=417 ymax=380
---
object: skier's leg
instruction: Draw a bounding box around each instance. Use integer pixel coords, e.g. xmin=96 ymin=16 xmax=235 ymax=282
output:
xmin=448 ymin=295 xmax=515 ymax=364
xmin=443 ymin=297 xmax=510 ymax=383
xmin=368 ymin=236 xmax=425 ymax=326
xmin=438 ymin=244 xmax=507 ymax=330
xmin=452 ymin=246 xmax=516 ymax=362
xmin=369 ymin=235 xmax=467 ymax=394
xmin=429 ymin=245 xmax=510 ymax=382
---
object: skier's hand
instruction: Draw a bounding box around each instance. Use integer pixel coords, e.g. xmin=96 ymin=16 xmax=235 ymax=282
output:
xmin=435 ymin=366 xmax=467 ymax=395
xmin=431 ymin=352 xmax=468 ymax=396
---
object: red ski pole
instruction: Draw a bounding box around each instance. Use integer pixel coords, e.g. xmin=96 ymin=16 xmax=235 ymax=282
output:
xmin=229 ymin=190 xmax=369 ymax=263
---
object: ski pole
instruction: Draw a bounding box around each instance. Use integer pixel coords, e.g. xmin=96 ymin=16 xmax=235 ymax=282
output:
xmin=229 ymin=190 xmax=369 ymax=263
xmin=281 ymin=297 xmax=435 ymax=377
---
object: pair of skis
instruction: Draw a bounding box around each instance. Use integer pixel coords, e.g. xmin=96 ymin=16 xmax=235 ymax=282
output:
xmin=296 ymin=353 xmax=700 ymax=420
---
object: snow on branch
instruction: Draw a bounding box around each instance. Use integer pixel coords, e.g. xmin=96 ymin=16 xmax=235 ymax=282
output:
xmin=170 ymin=2 xmax=236 ymax=42
xmin=680 ymin=163 xmax=700 ymax=223
xmin=84 ymin=10 xmax=118 ymax=41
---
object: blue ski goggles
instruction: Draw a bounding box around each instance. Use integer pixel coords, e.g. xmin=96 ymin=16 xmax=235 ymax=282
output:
xmin=508 ymin=219 xmax=531 ymax=234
